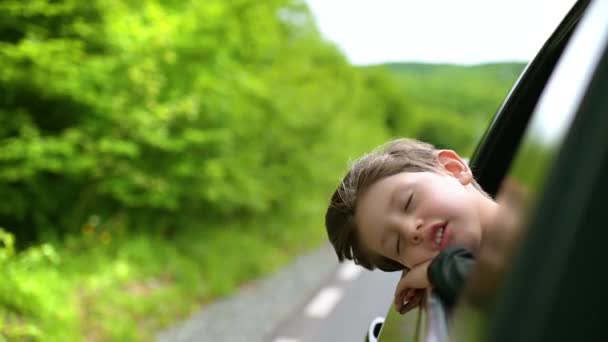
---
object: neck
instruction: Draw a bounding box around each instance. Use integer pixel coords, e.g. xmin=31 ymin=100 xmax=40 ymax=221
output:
xmin=476 ymin=191 xmax=500 ymax=238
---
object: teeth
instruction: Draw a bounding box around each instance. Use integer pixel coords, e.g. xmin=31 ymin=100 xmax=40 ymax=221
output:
xmin=435 ymin=227 xmax=444 ymax=246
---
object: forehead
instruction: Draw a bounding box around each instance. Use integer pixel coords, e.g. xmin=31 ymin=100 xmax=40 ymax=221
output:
xmin=358 ymin=172 xmax=419 ymax=211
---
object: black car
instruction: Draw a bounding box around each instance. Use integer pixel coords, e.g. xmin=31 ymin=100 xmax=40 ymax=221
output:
xmin=370 ymin=0 xmax=608 ymax=341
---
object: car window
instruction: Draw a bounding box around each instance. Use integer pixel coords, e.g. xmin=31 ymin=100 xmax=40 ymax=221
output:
xmin=450 ymin=0 xmax=608 ymax=340
xmin=470 ymin=0 xmax=589 ymax=197
xmin=376 ymin=2 xmax=588 ymax=341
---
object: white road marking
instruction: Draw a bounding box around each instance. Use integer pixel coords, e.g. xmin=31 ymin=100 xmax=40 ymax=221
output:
xmin=304 ymin=286 xmax=343 ymax=318
xmin=338 ymin=261 xmax=363 ymax=281
xmin=273 ymin=338 xmax=300 ymax=342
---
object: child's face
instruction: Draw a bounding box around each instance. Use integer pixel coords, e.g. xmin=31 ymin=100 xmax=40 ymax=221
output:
xmin=355 ymin=165 xmax=484 ymax=269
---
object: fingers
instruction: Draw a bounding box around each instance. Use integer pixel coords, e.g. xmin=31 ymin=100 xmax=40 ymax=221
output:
xmin=394 ymin=288 xmax=412 ymax=312
xmin=394 ymin=289 xmax=424 ymax=315
xmin=394 ymin=288 xmax=416 ymax=313
xmin=393 ymin=261 xmax=432 ymax=315
xmin=400 ymin=290 xmax=423 ymax=314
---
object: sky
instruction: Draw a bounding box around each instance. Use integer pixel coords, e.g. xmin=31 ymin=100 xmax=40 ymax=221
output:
xmin=304 ymin=0 xmax=578 ymax=65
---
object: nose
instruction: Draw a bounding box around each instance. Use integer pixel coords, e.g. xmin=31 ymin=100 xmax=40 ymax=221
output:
xmin=405 ymin=218 xmax=424 ymax=245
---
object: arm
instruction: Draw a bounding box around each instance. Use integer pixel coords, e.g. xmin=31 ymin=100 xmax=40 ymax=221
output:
xmin=394 ymin=246 xmax=475 ymax=314
xmin=427 ymin=246 xmax=475 ymax=307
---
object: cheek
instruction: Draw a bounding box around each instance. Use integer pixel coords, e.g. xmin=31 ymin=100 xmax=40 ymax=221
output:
xmin=450 ymin=214 xmax=483 ymax=251
xmin=424 ymin=191 xmax=472 ymax=217
xmin=434 ymin=183 xmax=476 ymax=214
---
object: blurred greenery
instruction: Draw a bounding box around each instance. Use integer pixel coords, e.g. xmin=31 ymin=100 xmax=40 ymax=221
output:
xmin=382 ymin=62 xmax=525 ymax=154
xmin=0 ymin=0 xmax=523 ymax=340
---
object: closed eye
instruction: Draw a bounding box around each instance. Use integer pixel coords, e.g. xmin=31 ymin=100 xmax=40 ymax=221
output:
xmin=396 ymin=235 xmax=400 ymax=255
xmin=404 ymin=192 xmax=413 ymax=212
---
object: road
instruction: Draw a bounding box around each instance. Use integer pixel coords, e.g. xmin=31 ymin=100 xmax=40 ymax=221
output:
xmin=270 ymin=261 xmax=400 ymax=342
xmin=157 ymin=244 xmax=400 ymax=342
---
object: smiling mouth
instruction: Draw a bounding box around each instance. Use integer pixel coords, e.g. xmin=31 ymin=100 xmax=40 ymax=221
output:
xmin=433 ymin=225 xmax=446 ymax=248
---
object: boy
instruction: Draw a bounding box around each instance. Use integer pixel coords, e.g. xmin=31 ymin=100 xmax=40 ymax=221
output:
xmin=325 ymin=138 xmax=500 ymax=313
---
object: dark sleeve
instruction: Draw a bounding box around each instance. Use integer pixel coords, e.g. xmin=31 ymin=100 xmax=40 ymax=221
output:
xmin=427 ymin=246 xmax=476 ymax=307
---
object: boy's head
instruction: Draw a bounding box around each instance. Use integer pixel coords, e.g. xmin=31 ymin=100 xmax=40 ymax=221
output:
xmin=325 ymin=138 xmax=489 ymax=272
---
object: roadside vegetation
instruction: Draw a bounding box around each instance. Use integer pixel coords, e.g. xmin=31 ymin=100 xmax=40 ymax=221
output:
xmin=0 ymin=1 xmax=523 ymax=340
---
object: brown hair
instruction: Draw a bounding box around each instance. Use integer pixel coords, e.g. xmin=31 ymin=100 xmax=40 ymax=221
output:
xmin=325 ymin=138 xmax=485 ymax=272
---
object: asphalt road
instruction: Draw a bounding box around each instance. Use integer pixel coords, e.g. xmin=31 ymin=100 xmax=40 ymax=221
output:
xmin=157 ymin=244 xmax=400 ymax=342
xmin=270 ymin=261 xmax=400 ymax=342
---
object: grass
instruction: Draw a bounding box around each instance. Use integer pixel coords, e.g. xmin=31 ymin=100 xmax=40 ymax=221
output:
xmin=0 ymin=208 xmax=326 ymax=341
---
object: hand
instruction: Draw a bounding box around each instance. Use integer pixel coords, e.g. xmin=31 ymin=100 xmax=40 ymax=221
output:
xmin=394 ymin=259 xmax=432 ymax=314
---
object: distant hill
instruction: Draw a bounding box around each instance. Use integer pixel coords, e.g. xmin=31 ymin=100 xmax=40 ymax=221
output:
xmin=379 ymin=62 xmax=526 ymax=118
xmin=385 ymin=62 xmax=525 ymax=78
xmin=358 ymin=62 xmax=526 ymax=153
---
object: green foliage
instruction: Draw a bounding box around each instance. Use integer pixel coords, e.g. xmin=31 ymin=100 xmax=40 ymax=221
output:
xmin=0 ymin=228 xmax=15 ymax=261
xmin=378 ymin=62 xmax=525 ymax=155
xmin=0 ymin=0 xmax=390 ymax=242
xmin=0 ymin=216 xmax=326 ymax=341
xmin=0 ymin=1 xmax=395 ymax=339
xmin=1 ymin=230 xmax=78 ymax=341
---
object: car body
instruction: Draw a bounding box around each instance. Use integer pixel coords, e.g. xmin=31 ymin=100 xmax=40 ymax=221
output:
xmin=373 ymin=0 xmax=608 ymax=340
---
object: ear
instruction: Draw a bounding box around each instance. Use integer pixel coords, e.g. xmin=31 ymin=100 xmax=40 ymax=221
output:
xmin=435 ymin=150 xmax=472 ymax=185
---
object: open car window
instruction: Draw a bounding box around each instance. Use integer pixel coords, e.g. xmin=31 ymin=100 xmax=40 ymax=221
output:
xmin=375 ymin=0 xmax=605 ymax=341
xmin=451 ymin=0 xmax=608 ymax=341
